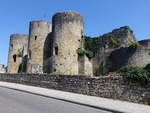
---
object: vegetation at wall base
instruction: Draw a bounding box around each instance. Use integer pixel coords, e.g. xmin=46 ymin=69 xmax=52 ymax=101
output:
xmin=51 ymin=72 xmax=65 ymax=75
xmin=119 ymin=66 xmax=150 ymax=85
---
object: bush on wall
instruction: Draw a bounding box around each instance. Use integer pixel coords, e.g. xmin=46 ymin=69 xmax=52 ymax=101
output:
xmin=144 ymin=64 xmax=150 ymax=72
xmin=109 ymin=38 xmax=121 ymax=48
xmin=119 ymin=66 xmax=150 ymax=84
xmin=129 ymin=42 xmax=139 ymax=49
xmin=76 ymin=48 xmax=93 ymax=58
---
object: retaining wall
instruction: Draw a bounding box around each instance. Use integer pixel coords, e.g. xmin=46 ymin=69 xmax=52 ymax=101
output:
xmin=0 ymin=74 xmax=149 ymax=104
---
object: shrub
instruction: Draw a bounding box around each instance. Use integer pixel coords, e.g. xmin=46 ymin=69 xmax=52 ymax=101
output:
xmin=110 ymin=38 xmax=121 ymax=48
xmin=129 ymin=42 xmax=139 ymax=49
xmin=84 ymin=35 xmax=103 ymax=56
xmin=119 ymin=66 xmax=150 ymax=84
xmin=51 ymin=72 xmax=65 ymax=75
xmin=76 ymin=48 xmax=84 ymax=55
xmin=76 ymin=48 xmax=93 ymax=58
xmin=144 ymin=64 xmax=150 ymax=73
xmin=124 ymin=26 xmax=134 ymax=33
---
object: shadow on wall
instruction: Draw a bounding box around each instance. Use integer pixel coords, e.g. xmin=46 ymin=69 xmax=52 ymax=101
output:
xmin=93 ymin=47 xmax=137 ymax=76
xmin=107 ymin=47 xmax=137 ymax=72
xmin=43 ymin=33 xmax=53 ymax=73
xmin=18 ymin=55 xmax=28 ymax=73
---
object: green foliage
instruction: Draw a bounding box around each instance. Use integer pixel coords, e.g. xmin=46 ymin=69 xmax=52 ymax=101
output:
xmin=76 ymin=48 xmax=93 ymax=58
xmin=85 ymin=50 xmax=94 ymax=58
xmin=79 ymin=71 xmax=85 ymax=75
xmin=123 ymin=26 xmax=133 ymax=33
xmin=84 ymin=35 xmax=103 ymax=55
xmin=119 ymin=66 xmax=150 ymax=84
xmin=144 ymin=64 xmax=150 ymax=72
xmin=76 ymin=48 xmax=84 ymax=55
xmin=51 ymin=72 xmax=65 ymax=75
xmin=129 ymin=42 xmax=139 ymax=49
xmin=110 ymin=38 xmax=121 ymax=48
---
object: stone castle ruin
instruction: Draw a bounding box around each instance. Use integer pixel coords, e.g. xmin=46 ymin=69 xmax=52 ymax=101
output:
xmin=7 ymin=11 xmax=150 ymax=76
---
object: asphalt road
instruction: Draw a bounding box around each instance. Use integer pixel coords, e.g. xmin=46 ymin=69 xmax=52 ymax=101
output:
xmin=0 ymin=87 xmax=111 ymax=113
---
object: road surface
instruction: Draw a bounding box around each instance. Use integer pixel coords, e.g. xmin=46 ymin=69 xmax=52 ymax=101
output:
xmin=0 ymin=87 xmax=111 ymax=113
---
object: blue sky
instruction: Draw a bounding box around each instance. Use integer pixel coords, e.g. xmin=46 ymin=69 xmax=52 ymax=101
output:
xmin=0 ymin=0 xmax=150 ymax=66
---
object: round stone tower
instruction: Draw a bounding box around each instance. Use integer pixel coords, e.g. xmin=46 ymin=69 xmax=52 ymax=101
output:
xmin=27 ymin=20 xmax=52 ymax=73
xmin=7 ymin=34 xmax=28 ymax=73
xmin=50 ymin=11 xmax=84 ymax=74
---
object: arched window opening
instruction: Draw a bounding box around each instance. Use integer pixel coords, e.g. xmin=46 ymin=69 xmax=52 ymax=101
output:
xmin=13 ymin=54 xmax=17 ymax=62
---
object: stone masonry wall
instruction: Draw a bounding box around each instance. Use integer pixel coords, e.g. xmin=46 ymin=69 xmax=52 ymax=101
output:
xmin=7 ymin=34 xmax=28 ymax=73
xmin=91 ymin=26 xmax=138 ymax=75
xmin=0 ymin=73 xmax=149 ymax=104
xmin=78 ymin=54 xmax=93 ymax=75
xmin=27 ymin=21 xmax=52 ymax=73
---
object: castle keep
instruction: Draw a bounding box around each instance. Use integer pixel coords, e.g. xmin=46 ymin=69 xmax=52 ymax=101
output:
xmin=7 ymin=11 xmax=150 ymax=75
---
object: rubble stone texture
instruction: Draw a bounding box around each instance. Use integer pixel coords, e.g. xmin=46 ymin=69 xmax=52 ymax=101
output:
xmin=26 ymin=21 xmax=52 ymax=73
xmin=50 ymin=11 xmax=84 ymax=74
xmin=7 ymin=34 xmax=28 ymax=73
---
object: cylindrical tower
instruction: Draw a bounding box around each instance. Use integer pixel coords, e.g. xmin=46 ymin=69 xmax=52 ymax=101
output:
xmin=50 ymin=11 xmax=84 ymax=74
xmin=27 ymin=20 xmax=51 ymax=73
xmin=7 ymin=34 xmax=28 ymax=73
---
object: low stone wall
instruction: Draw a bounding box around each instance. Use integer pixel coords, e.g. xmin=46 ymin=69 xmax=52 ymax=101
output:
xmin=0 ymin=73 xmax=149 ymax=104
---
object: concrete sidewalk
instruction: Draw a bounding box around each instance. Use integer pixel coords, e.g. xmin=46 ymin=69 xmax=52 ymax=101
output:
xmin=0 ymin=81 xmax=149 ymax=113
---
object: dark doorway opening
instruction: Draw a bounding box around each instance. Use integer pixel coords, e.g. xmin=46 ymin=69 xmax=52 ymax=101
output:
xmin=13 ymin=54 xmax=17 ymax=62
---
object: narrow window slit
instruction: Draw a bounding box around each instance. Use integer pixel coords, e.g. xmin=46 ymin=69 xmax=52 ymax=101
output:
xmin=55 ymin=46 xmax=58 ymax=55
xmin=35 ymin=36 xmax=37 ymax=40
